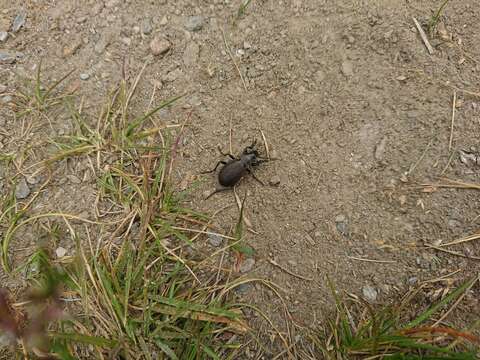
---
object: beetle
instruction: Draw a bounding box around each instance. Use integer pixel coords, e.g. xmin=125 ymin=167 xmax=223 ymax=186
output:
xmin=202 ymin=140 xmax=268 ymax=199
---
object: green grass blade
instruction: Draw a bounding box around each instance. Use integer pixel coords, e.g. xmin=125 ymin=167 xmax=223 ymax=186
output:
xmin=405 ymin=277 xmax=478 ymax=329
xmin=154 ymin=338 xmax=179 ymax=360
xmin=125 ymin=94 xmax=184 ymax=138
xmin=49 ymin=332 xmax=117 ymax=348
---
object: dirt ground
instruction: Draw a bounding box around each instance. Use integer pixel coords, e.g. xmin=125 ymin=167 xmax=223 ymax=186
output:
xmin=1 ymin=0 xmax=480 ymax=354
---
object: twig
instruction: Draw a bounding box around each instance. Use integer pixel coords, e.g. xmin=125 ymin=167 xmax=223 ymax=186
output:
xmin=425 ymin=244 xmax=480 ymax=260
xmin=449 ymin=90 xmax=456 ymax=151
xmin=436 ymin=232 xmax=480 ymax=248
xmin=221 ymin=28 xmax=248 ymax=92
xmin=413 ymin=17 xmax=434 ymax=55
xmin=268 ymin=259 xmax=313 ymax=281
xmin=260 ymin=129 xmax=270 ymax=159
xmin=347 ymin=256 xmax=396 ymax=264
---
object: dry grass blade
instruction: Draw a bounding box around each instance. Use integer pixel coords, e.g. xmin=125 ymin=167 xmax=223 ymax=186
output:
xmin=425 ymin=244 xmax=480 ymax=260
xmin=268 ymin=258 xmax=313 ymax=281
xmin=221 ymin=27 xmax=248 ymax=92
xmin=434 ymin=232 xmax=480 ymax=248
xmin=449 ymin=90 xmax=456 ymax=151
xmin=421 ymin=178 xmax=480 ymax=191
xmin=412 ymin=17 xmax=434 ymax=54
xmin=347 ymin=256 xmax=396 ymax=264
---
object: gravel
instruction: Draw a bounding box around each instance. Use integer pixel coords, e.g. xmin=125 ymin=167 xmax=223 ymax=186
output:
xmin=239 ymin=257 xmax=256 ymax=273
xmin=15 ymin=177 xmax=30 ymax=199
xmin=208 ymin=233 xmax=223 ymax=247
xmin=0 ymin=51 xmax=16 ymax=64
xmin=0 ymin=32 xmax=8 ymax=42
xmin=341 ymin=60 xmax=354 ymax=76
xmin=12 ymin=12 xmax=26 ymax=33
xmin=362 ymin=285 xmax=378 ymax=303
xmin=150 ymin=36 xmax=171 ymax=56
xmin=79 ymin=73 xmax=90 ymax=80
xmin=185 ymin=15 xmax=205 ymax=32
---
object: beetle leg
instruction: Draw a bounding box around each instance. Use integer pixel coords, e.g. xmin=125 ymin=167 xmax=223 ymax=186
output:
xmin=205 ymin=186 xmax=231 ymax=199
xmin=200 ymin=160 xmax=228 ymax=174
xmin=247 ymin=167 xmax=265 ymax=186
xmin=216 ymin=145 xmax=237 ymax=160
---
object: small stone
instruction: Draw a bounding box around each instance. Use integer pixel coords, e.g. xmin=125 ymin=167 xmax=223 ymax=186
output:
xmin=407 ymin=277 xmax=418 ymax=286
xmin=183 ymin=41 xmax=199 ymax=68
xmin=79 ymin=73 xmax=90 ymax=80
xmin=374 ymin=136 xmax=387 ymax=161
xmin=362 ymin=285 xmax=378 ymax=303
xmin=185 ymin=15 xmax=205 ymax=32
xmin=0 ymin=32 xmax=8 ymax=42
xmin=105 ymin=0 xmax=120 ymax=8
xmin=163 ymin=68 xmax=182 ymax=82
xmin=243 ymin=41 xmax=251 ymax=49
xmin=396 ymin=75 xmax=407 ymax=81
xmin=208 ymin=233 xmax=223 ymax=247
xmin=159 ymin=16 xmax=168 ymax=26
xmin=55 ymin=247 xmax=67 ymax=258
xmin=0 ymin=84 xmax=6 ymax=93
xmin=1 ymin=95 xmax=12 ymax=104
xmin=150 ymin=36 xmax=171 ymax=56
xmin=141 ymin=18 xmax=153 ymax=35
xmin=15 ymin=177 xmax=30 ymax=199
xmin=12 ymin=12 xmax=26 ymax=33
xmin=234 ymin=283 xmax=252 ymax=295
xmin=341 ymin=60 xmax=354 ymax=76
xmin=63 ymin=37 xmax=82 ymax=57
xmin=25 ymin=175 xmax=39 ymax=185
xmin=0 ymin=51 xmax=16 ymax=64
xmin=269 ymin=175 xmax=281 ymax=186
xmin=239 ymin=258 xmax=255 ymax=273
xmin=335 ymin=215 xmax=348 ymax=236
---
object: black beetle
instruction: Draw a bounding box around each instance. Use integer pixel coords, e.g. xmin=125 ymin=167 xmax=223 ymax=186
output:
xmin=202 ymin=140 xmax=268 ymax=198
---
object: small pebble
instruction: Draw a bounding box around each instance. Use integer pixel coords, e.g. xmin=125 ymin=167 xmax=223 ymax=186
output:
xmin=1 ymin=95 xmax=12 ymax=104
xmin=341 ymin=60 xmax=354 ymax=77
xmin=141 ymin=18 xmax=153 ymax=35
xmin=185 ymin=15 xmax=205 ymax=32
xmin=234 ymin=283 xmax=252 ymax=295
xmin=12 ymin=12 xmax=26 ymax=33
xmin=407 ymin=277 xmax=418 ymax=286
xmin=362 ymin=285 xmax=378 ymax=303
xmin=239 ymin=257 xmax=255 ymax=273
xmin=15 ymin=177 xmax=30 ymax=199
xmin=159 ymin=16 xmax=168 ymax=26
xmin=55 ymin=247 xmax=67 ymax=258
xmin=208 ymin=233 xmax=223 ymax=247
xmin=26 ymin=175 xmax=39 ymax=185
xmin=374 ymin=136 xmax=387 ymax=161
xmin=269 ymin=175 xmax=281 ymax=186
xmin=0 ymin=84 xmax=6 ymax=93
xmin=150 ymin=36 xmax=171 ymax=56
xmin=0 ymin=32 xmax=8 ymax=42
xmin=0 ymin=51 xmax=16 ymax=64
xmin=79 ymin=73 xmax=90 ymax=80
